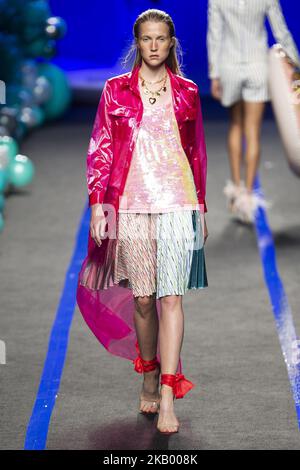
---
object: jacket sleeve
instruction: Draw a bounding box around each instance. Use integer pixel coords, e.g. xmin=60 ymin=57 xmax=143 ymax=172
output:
xmin=192 ymin=86 xmax=208 ymax=214
xmin=207 ymin=0 xmax=223 ymax=79
xmin=267 ymin=0 xmax=300 ymax=67
xmin=86 ymin=80 xmax=113 ymax=207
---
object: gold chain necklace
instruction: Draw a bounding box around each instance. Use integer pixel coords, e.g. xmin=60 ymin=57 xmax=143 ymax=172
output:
xmin=141 ymin=75 xmax=166 ymax=85
xmin=139 ymin=72 xmax=167 ymax=105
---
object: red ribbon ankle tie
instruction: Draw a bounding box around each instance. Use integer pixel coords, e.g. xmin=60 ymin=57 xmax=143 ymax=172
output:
xmin=160 ymin=373 xmax=195 ymax=399
xmin=132 ymin=341 xmax=160 ymax=373
xmin=133 ymin=355 xmax=160 ymax=373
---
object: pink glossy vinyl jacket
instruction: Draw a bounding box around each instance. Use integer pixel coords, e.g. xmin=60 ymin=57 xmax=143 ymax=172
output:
xmin=76 ymin=63 xmax=208 ymax=378
xmin=87 ymin=62 xmax=208 ymax=214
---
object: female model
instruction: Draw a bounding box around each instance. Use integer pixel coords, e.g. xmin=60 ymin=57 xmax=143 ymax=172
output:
xmin=207 ymin=0 xmax=300 ymax=223
xmin=76 ymin=9 xmax=209 ymax=435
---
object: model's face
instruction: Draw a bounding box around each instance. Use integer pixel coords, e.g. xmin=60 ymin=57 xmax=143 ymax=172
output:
xmin=137 ymin=21 xmax=175 ymax=67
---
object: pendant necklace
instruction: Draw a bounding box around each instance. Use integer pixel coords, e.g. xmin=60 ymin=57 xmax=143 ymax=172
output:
xmin=139 ymin=71 xmax=168 ymax=105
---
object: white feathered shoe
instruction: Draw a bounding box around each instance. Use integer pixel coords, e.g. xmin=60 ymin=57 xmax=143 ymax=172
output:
xmin=233 ymin=187 xmax=272 ymax=224
xmin=223 ymin=179 xmax=246 ymax=213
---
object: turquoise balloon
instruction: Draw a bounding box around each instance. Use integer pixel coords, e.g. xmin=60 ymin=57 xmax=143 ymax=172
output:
xmin=25 ymin=37 xmax=48 ymax=57
xmin=0 ymin=193 xmax=5 ymax=211
xmin=9 ymin=154 xmax=35 ymax=188
xmin=23 ymin=1 xmax=51 ymax=25
xmin=0 ymin=136 xmax=19 ymax=165
xmin=0 ymin=169 xmax=7 ymax=191
xmin=23 ymin=25 xmax=43 ymax=42
xmin=0 ymin=34 xmax=22 ymax=82
xmin=6 ymin=84 xmax=23 ymax=107
xmin=37 ymin=62 xmax=71 ymax=120
xmin=0 ymin=212 xmax=4 ymax=232
xmin=14 ymin=121 xmax=28 ymax=141
xmin=43 ymin=40 xmax=56 ymax=59
xmin=45 ymin=17 xmax=67 ymax=39
xmin=33 ymin=105 xmax=45 ymax=126
xmin=1 ymin=168 xmax=9 ymax=191
xmin=21 ymin=105 xmax=45 ymax=128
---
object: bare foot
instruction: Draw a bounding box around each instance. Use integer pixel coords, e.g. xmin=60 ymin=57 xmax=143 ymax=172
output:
xmin=139 ymin=367 xmax=160 ymax=413
xmin=157 ymin=385 xmax=179 ymax=433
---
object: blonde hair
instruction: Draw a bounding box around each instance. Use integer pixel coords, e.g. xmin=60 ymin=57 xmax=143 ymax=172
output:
xmin=121 ymin=9 xmax=184 ymax=76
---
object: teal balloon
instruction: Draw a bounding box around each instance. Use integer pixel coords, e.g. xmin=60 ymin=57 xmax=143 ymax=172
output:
xmin=19 ymin=105 xmax=45 ymax=128
xmin=24 ymin=37 xmax=48 ymax=57
xmin=6 ymin=84 xmax=23 ymax=107
xmin=0 ymin=169 xmax=7 ymax=191
xmin=0 ymin=193 xmax=5 ymax=211
xmin=23 ymin=1 xmax=51 ymax=25
xmin=13 ymin=121 xmax=28 ymax=142
xmin=0 ymin=212 xmax=4 ymax=232
xmin=9 ymin=154 xmax=35 ymax=188
xmin=45 ymin=17 xmax=67 ymax=39
xmin=32 ymin=106 xmax=45 ymax=126
xmin=43 ymin=40 xmax=57 ymax=59
xmin=37 ymin=63 xmax=71 ymax=119
xmin=0 ymin=33 xmax=22 ymax=82
xmin=23 ymin=25 xmax=43 ymax=43
xmin=0 ymin=136 xmax=19 ymax=164
xmin=1 ymin=167 xmax=9 ymax=191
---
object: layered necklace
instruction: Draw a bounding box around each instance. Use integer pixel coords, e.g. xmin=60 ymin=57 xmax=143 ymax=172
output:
xmin=139 ymin=71 xmax=168 ymax=105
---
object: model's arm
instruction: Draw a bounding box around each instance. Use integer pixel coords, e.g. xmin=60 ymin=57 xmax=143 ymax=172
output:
xmin=207 ymin=0 xmax=223 ymax=79
xmin=192 ymin=86 xmax=208 ymax=215
xmin=266 ymin=0 xmax=300 ymax=67
xmin=86 ymin=80 xmax=113 ymax=207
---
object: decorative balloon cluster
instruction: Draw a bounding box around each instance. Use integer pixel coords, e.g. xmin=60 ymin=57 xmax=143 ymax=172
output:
xmin=0 ymin=0 xmax=71 ymax=231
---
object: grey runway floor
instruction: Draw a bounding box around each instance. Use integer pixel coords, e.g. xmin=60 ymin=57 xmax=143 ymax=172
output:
xmin=0 ymin=102 xmax=300 ymax=450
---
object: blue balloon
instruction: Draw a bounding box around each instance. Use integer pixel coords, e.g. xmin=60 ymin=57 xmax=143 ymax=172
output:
xmin=45 ymin=16 xmax=67 ymax=39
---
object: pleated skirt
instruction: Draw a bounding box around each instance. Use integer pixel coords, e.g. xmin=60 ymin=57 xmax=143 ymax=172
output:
xmin=114 ymin=209 xmax=208 ymax=298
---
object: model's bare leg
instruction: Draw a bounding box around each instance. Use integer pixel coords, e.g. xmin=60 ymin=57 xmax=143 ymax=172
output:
xmin=133 ymin=294 xmax=160 ymax=412
xmin=227 ymin=100 xmax=244 ymax=185
xmin=243 ymin=101 xmax=265 ymax=191
xmin=157 ymin=294 xmax=183 ymax=432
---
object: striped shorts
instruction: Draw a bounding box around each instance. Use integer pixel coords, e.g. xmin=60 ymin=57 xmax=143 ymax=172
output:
xmin=218 ymin=61 xmax=270 ymax=107
xmin=114 ymin=210 xmax=208 ymax=298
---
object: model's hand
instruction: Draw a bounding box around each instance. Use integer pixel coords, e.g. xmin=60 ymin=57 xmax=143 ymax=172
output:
xmin=211 ymin=78 xmax=222 ymax=101
xmin=200 ymin=213 xmax=209 ymax=245
xmin=203 ymin=216 xmax=209 ymax=245
xmin=90 ymin=203 xmax=106 ymax=247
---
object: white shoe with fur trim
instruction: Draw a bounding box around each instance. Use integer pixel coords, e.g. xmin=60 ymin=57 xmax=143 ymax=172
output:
xmin=233 ymin=187 xmax=272 ymax=224
xmin=223 ymin=179 xmax=246 ymax=213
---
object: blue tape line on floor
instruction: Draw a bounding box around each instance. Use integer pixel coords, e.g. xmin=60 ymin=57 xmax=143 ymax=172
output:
xmin=253 ymin=175 xmax=300 ymax=429
xmin=24 ymin=201 xmax=90 ymax=450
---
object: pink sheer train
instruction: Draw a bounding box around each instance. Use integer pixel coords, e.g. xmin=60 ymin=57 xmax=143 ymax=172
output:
xmin=76 ymin=224 xmax=184 ymax=375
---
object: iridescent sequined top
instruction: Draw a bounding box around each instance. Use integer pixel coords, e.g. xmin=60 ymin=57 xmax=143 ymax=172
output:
xmin=118 ymin=101 xmax=199 ymax=213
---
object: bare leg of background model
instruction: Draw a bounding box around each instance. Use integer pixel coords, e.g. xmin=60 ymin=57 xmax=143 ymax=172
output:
xmin=243 ymin=101 xmax=266 ymax=191
xmin=227 ymin=100 xmax=244 ymax=185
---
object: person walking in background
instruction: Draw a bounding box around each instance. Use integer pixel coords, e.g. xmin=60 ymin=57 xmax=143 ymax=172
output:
xmin=207 ymin=0 xmax=300 ymax=223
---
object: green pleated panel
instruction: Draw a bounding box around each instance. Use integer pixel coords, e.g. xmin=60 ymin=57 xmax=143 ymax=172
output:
xmin=156 ymin=209 xmax=208 ymax=298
